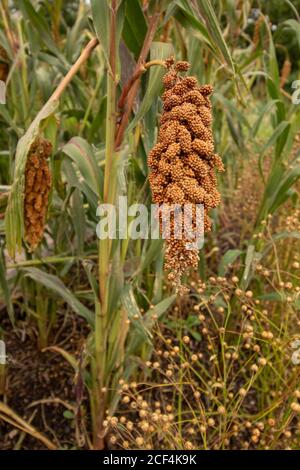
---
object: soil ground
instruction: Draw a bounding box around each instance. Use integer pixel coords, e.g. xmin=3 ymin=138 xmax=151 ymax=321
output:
xmin=0 ymin=309 xmax=89 ymax=450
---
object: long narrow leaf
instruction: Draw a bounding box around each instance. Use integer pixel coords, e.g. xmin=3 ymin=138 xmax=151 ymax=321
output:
xmin=22 ymin=267 xmax=94 ymax=325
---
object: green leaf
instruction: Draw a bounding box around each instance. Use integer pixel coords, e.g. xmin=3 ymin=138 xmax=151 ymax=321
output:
xmin=62 ymin=137 xmax=101 ymax=197
xmin=91 ymin=0 xmax=125 ymax=70
xmin=266 ymin=25 xmax=286 ymax=125
xmin=259 ymin=121 xmax=290 ymax=160
xmin=169 ymin=0 xmax=212 ymax=46
xmin=63 ymin=410 xmax=75 ymax=420
xmin=62 ymin=159 xmax=98 ymax=218
xmin=140 ymin=239 xmax=163 ymax=272
xmin=214 ymin=93 xmax=250 ymax=129
xmin=260 ymin=231 xmax=300 ymax=260
xmin=91 ymin=0 xmax=110 ymax=64
xmin=65 ymin=14 xmax=88 ymax=63
xmin=0 ymin=105 xmax=21 ymax=136
xmin=241 ymin=244 xmax=256 ymax=289
xmin=218 ymin=249 xmax=242 ymax=277
xmin=257 ymin=292 xmax=285 ymax=302
xmin=251 ymin=100 xmax=279 ymax=138
xmin=226 ymin=115 xmax=244 ymax=151
xmin=126 ymin=293 xmax=176 ymax=355
xmin=122 ymin=0 xmax=147 ymax=59
xmin=269 ymin=164 xmax=300 ymax=214
xmin=144 ymin=295 xmax=176 ymax=327
xmin=121 ymin=285 xmax=152 ymax=341
xmin=194 ymin=0 xmax=235 ymax=73
xmin=22 ymin=268 xmax=94 ymax=325
xmin=259 ymin=121 xmax=291 ymax=178
xmin=70 ymin=188 xmax=86 ymax=255
xmin=281 ymin=19 xmax=300 ymax=52
xmin=258 ymin=162 xmax=300 ymax=222
xmin=19 ymin=0 xmax=67 ymax=65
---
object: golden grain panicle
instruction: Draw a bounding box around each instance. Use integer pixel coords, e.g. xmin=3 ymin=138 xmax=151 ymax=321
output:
xmin=0 ymin=45 xmax=9 ymax=83
xmin=148 ymin=58 xmax=224 ymax=291
xmin=24 ymin=138 xmax=52 ymax=250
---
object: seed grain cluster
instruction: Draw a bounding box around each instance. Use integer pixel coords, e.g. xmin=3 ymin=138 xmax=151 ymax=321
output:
xmin=148 ymin=58 xmax=224 ymax=289
xmin=24 ymin=138 xmax=52 ymax=249
xmin=0 ymin=45 xmax=9 ymax=83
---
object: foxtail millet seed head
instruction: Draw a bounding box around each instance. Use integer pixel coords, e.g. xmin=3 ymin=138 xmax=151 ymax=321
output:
xmin=147 ymin=59 xmax=224 ymax=291
xmin=0 ymin=45 xmax=9 ymax=83
xmin=24 ymin=137 xmax=52 ymax=250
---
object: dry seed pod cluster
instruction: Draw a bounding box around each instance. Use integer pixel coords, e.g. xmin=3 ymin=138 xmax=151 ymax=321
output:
xmin=280 ymin=59 xmax=291 ymax=88
xmin=0 ymin=45 xmax=9 ymax=82
xmin=148 ymin=58 xmax=224 ymax=289
xmin=24 ymin=138 xmax=52 ymax=249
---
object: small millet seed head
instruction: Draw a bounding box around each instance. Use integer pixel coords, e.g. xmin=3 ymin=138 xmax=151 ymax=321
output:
xmin=24 ymin=137 xmax=52 ymax=250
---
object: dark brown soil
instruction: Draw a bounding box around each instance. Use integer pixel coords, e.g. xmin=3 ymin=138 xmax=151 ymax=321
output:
xmin=0 ymin=308 xmax=90 ymax=450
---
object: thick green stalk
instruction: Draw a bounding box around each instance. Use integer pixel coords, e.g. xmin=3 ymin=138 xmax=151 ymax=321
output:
xmin=98 ymin=67 xmax=116 ymax=310
xmin=94 ymin=0 xmax=118 ymax=450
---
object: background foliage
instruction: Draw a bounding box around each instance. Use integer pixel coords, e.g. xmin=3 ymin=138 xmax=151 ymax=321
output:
xmin=0 ymin=0 xmax=300 ymax=451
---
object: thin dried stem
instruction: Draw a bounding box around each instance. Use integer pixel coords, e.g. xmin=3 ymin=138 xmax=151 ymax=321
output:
xmin=0 ymin=402 xmax=57 ymax=450
xmin=114 ymin=13 xmax=160 ymax=149
xmin=0 ymin=2 xmax=17 ymax=53
xmin=50 ymin=37 xmax=99 ymax=102
xmin=118 ymin=59 xmax=167 ymax=109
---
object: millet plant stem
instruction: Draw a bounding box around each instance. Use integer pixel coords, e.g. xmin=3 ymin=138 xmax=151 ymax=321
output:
xmin=95 ymin=0 xmax=117 ymax=450
xmin=92 ymin=7 xmax=166 ymax=449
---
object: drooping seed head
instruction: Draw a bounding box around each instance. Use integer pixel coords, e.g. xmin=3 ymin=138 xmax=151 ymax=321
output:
xmin=24 ymin=137 xmax=52 ymax=250
xmin=147 ymin=59 xmax=224 ymax=291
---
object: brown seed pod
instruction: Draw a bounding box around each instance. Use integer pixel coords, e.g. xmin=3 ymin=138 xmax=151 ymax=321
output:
xmin=280 ymin=59 xmax=291 ymax=88
xmin=24 ymin=138 xmax=52 ymax=250
xmin=0 ymin=45 xmax=9 ymax=83
xmin=252 ymin=15 xmax=263 ymax=49
xmin=148 ymin=59 xmax=224 ymax=291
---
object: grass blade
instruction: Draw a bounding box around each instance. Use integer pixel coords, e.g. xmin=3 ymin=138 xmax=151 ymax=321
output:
xmin=22 ymin=267 xmax=94 ymax=325
xmin=194 ymin=0 xmax=235 ymax=72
